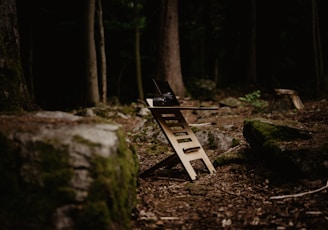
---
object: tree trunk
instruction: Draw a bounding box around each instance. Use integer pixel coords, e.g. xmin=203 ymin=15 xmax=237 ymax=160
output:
xmin=312 ymin=0 xmax=324 ymax=97
xmin=84 ymin=0 xmax=100 ymax=106
xmin=0 ymin=0 xmax=33 ymax=111
xmin=157 ymin=0 xmax=185 ymax=97
xmin=95 ymin=0 xmax=107 ymax=104
xmin=247 ymin=0 xmax=257 ymax=83
xmin=135 ymin=0 xmax=144 ymax=101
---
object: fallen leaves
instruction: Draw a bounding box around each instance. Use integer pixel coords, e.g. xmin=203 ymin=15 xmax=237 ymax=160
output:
xmin=121 ymin=99 xmax=328 ymax=229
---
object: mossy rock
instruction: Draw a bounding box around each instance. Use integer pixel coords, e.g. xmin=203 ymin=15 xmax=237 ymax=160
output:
xmin=0 ymin=112 xmax=139 ymax=230
xmin=243 ymin=118 xmax=311 ymax=147
xmin=0 ymin=136 xmax=76 ymax=229
xmin=243 ymin=118 xmax=328 ymax=178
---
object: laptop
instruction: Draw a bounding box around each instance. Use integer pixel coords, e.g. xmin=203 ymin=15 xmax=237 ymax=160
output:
xmin=152 ymin=79 xmax=180 ymax=106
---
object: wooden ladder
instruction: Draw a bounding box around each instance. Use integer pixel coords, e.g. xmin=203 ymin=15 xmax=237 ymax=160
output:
xmin=140 ymin=100 xmax=216 ymax=180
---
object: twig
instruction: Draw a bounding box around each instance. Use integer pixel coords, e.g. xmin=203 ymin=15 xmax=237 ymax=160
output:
xmin=270 ymin=180 xmax=328 ymax=200
xmin=189 ymin=122 xmax=213 ymax=127
xmin=217 ymin=187 xmax=241 ymax=197
xmin=221 ymin=144 xmax=244 ymax=155
xmin=156 ymin=176 xmax=186 ymax=182
xmin=160 ymin=217 xmax=180 ymax=220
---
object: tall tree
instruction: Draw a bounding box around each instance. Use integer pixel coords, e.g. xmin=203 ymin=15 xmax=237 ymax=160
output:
xmin=83 ymin=0 xmax=100 ymax=106
xmin=95 ymin=0 xmax=107 ymax=104
xmin=135 ymin=0 xmax=144 ymax=101
xmin=247 ymin=0 xmax=257 ymax=83
xmin=0 ymin=0 xmax=33 ymax=111
xmin=312 ymin=0 xmax=324 ymax=97
xmin=157 ymin=0 xmax=185 ymax=97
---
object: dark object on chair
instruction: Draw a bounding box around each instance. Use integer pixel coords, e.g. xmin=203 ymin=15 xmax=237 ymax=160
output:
xmin=152 ymin=79 xmax=180 ymax=106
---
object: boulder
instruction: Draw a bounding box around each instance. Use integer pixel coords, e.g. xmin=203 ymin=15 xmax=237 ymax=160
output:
xmin=194 ymin=129 xmax=235 ymax=151
xmin=186 ymin=79 xmax=217 ymax=100
xmin=0 ymin=111 xmax=139 ymax=230
xmin=219 ymin=97 xmax=243 ymax=108
xmin=243 ymin=118 xmax=328 ymax=178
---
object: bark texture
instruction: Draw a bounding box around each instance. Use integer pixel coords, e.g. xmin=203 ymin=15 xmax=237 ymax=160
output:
xmin=0 ymin=0 xmax=32 ymax=111
xmin=157 ymin=0 xmax=185 ymax=96
xmin=95 ymin=0 xmax=107 ymax=104
xmin=84 ymin=0 xmax=100 ymax=106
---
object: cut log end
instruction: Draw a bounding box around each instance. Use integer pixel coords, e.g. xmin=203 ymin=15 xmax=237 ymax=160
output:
xmin=275 ymin=88 xmax=304 ymax=110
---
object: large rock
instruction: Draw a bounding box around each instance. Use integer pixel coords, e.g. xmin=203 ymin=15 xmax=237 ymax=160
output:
xmin=243 ymin=118 xmax=328 ymax=178
xmin=0 ymin=111 xmax=139 ymax=230
xmin=186 ymin=79 xmax=217 ymax=100
xmin=194 ymin=129 xmax=235 ymax=151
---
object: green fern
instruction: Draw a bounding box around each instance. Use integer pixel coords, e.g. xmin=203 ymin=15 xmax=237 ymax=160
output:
xmin=239 ymin=90 xmax=267 ymax=108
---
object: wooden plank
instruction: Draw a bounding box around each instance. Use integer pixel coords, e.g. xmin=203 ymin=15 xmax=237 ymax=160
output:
xmin=150 ymin=106 xmax=218 ymax=110
xmin=146 ymin=98 xmax=218 ymax=110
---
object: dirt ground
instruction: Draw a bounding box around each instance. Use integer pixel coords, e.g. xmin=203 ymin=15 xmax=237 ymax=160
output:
xmin=116 ymin=95 xmax=328 ymax=230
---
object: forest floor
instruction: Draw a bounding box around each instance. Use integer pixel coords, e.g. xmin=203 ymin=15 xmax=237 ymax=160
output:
xmin=114 ymin=91 xmax=328 ymax=230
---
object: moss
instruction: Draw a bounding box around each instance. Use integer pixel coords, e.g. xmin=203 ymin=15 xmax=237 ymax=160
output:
xmin=0 ymin=137 xmax=74 ymax=230
xmin=73 ymin=201 xmax=111 ymax=230
xmin=191 ymin=126 xmax=200 ymax=133
xmin=82 ymin=104 xmax=137 ymax=120
xmin=74 ymin=128 xmax=139 ymax=230
xmin=207 ymin=131 xmax=217 ymax=150
xmin=243 ymin=119 xmax=311 ymax=152
xmin=37 ymin=142 xmax=75 ymax=199
xmin=119 ymin=105 xmax=136 ymax=116
xmin=214 ymin=151 xmax=248 ymax=167
xmin=243 ymin=119 xmax=328 ymax=177
xmin=244 ymin=119 xmax=310 ymax=142
xmin=147 ymin=142 xmax=169 ymax=156
xmin=1 ymin=122 xmax=139 ymax=229
xmin=231 ymin=138 xmax=240 ymax=147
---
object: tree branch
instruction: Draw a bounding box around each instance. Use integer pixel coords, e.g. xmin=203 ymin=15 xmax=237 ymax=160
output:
xmin=270 ymin=180 xmax=328 ymax=200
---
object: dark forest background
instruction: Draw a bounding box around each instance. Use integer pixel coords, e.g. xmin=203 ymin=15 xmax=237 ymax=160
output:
xmin=16 ymin=0 xmax=328 ymax=110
